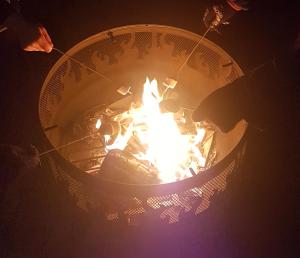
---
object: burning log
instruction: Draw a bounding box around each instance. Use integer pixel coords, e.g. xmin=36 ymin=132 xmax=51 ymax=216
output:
xmin=99 ymin=149 xmax=159 ymax=184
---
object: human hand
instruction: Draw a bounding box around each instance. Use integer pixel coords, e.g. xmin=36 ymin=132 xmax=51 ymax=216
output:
xmin=203 ymin=0 xmax=243 ymax=30
xmin=4 ymin=13 xmax=53 ymax=53
xmin=9 ymin=145 xmax=40 ymax=169
xmin=0 ymin=144 xmax=40 ymax=197
xmin=17 ymin=23 xmax=53 ymax=52
xmin=192 ymin=77 xmax=249 ymax=133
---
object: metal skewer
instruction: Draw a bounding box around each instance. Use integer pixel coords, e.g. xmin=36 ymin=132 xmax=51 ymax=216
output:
xmin=39 ymin=133 xmax=98 ymax=157
xmin=162 ymin=27 xmax=211 ymax=90
xmin=53 ymin=47 xmax=114 ymax=83
xmin=175 ymin=27 xmax=211 ymax=78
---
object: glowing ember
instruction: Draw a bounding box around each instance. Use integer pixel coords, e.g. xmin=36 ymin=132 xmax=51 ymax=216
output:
xmin=96 ymin=78 xmax=209 ymax=183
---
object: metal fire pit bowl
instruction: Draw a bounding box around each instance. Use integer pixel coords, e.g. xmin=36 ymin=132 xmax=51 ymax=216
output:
xmin=39 ymin=25 xmax=247 ymax=225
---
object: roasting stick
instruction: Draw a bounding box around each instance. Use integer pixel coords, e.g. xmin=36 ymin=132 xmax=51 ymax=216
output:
xmin=39 ymin=47 xmax=129 ymax=157
xmin=0 ymin=28 xmax=115 ymax=158
xmin=53 ymin=47 xmax=114 ymax=83
xmin=176 ymin=27 xmax=211 ymax=78
xmin=39 ymin=133 xmax=99 ymax=157
xmin=163 ymin=27 xmax=211 ymax=90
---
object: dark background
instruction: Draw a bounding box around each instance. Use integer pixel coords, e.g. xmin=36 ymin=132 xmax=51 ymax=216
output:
xmin=0 ymin=0 xmax=299 ymax=257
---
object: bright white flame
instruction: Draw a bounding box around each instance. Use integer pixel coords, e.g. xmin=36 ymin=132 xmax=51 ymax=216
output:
xmin=95 ymin=119 xmax=102 ymax=129
xmin=106 ymin=123 xmax=133 ymax=151
xmin=134 ymin=79 xmax=188 ymax=182
xmin=101 ymin=78 xmax=207 ymax=183
xmin=104 ymin=134 xmax=111 ymax=143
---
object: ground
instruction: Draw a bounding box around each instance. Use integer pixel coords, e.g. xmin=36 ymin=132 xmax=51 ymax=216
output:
xmin=0 ymin=0 xmax=299 ymax=257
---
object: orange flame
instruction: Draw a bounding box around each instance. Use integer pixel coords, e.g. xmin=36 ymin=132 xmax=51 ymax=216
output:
xmin=98 ymin=78 xmax=207 ymax=183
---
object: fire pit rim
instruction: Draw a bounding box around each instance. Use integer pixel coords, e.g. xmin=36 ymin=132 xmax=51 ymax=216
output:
xmin=39 ymin=24 xmax=248 ymax=197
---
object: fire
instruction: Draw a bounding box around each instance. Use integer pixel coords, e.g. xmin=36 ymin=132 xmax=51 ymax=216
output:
xmin=97 ymin=78 xmax=208 ymax=183
xmin=95 ymin=119 xmax=102 ymax=129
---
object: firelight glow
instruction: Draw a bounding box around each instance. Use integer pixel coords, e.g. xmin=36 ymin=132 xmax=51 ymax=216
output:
xmin=98 ymin=78 xmax=207 ymax=183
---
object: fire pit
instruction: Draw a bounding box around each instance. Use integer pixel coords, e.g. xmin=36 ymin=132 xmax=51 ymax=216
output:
xmin=39 ymin=25 xmax=247 ymax=225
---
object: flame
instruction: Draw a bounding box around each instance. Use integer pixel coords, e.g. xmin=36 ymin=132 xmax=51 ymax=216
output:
xmin=97 ymin=78 xmax=207 ymax=183
xmin=134 ymin=78 xmax=200 ymax=182
xmin=95 ymin=119 xmax=102 ymax=129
